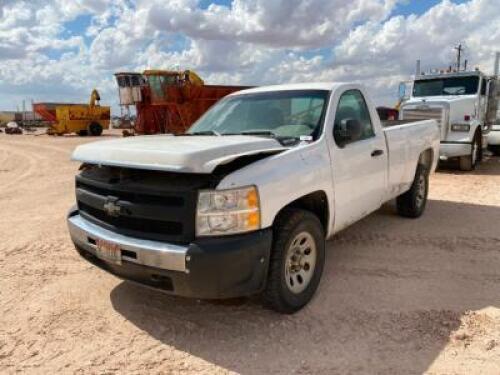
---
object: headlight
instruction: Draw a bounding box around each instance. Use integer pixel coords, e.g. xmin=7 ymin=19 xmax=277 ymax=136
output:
xmin=451 ymin=124 xmax=470 ymax=132
xmin=196 ymin=186 xmax=260 ymax=236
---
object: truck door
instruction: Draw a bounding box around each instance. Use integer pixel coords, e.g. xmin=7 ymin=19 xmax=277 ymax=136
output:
xmin=479 ymin=78 xmax=488 ymax=124
xmin=330 ymin=89 xmax=387 ymax=232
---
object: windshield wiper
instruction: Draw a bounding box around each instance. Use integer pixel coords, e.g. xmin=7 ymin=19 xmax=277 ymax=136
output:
xmin=236 ymin=130 xmax=303 ymax=146
xmin=188 ymin=130 xmax=221 ymax=136
xmin=240 ymin=130 xmax=277 ymax=137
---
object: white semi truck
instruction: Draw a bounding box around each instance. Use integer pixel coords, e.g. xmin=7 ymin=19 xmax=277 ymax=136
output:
xmin=399 ymin=52 xmax=500 ymax=170
xmin=486 ymin=107 xmax=500 ymax=156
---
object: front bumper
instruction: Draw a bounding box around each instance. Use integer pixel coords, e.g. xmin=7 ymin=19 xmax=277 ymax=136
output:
xmin=439 ymin=141 xmax=472 ymax=160
xmin=68 ymin=211 xmax=272 ymax=299
xmin=487 ymin=126 xmax=500 ymax=146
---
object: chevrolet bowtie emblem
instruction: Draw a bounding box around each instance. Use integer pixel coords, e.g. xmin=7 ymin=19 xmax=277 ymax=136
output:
xmin=103 ymin=198 xmax=121 ymax=217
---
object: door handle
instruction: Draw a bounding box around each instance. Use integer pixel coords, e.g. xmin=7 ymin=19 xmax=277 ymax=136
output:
xmin=371 ymin=149 xmax=384 ymax=157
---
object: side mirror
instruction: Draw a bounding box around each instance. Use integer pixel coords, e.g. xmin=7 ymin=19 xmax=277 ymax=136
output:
xmin=398 ymin=82 xmax=407 ymax=101
xmin=334 ymin=118 xmax=362 ymax=147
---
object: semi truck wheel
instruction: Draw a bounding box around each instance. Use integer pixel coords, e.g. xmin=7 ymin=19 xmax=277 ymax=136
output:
xmin=263 ymin=208 xmax=325 ymax=314
xmin=396 ymin=164 xmax=428 ymax=218
xmin=88 ymin=122 xmax=103 ymax=136
xmin=459 ymin=131 xmax=481 ymax=171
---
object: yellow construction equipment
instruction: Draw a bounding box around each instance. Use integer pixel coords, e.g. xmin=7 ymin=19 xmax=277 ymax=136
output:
xmin=41 ymin=89 xmax=110 ymax=136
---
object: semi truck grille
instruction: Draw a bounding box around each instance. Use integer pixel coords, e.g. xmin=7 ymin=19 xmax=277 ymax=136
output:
xmin=401 ymin=108 xmax=443 ymax=126
xmin=75 ymin=166 xmax=215 ymax=244
xmin=401 ymin=107 xmax=445 ymax=139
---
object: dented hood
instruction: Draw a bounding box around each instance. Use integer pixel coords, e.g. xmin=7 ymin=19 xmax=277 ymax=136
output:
xmin=71 ymin=134 xmax=286 ymax=173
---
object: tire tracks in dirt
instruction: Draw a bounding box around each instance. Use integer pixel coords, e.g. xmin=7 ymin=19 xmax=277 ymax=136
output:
xmin=333 ymin=232 xmax=500 ymax=252
xmin=0 ymin=147 xmax=38 ymax=192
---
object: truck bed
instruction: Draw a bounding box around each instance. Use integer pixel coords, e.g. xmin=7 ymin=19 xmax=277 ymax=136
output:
xmin=381 ymin=118 xmax=440 ymax=202
xmin=381 ymin=119 xmax=422 ymax=127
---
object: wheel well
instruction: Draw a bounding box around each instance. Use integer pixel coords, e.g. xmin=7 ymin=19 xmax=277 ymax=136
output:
xmin=418 ymin=148 xmax=433 ymax=171
xmin=275 ymin=191 xmax=329 ymax=232
xmin=474 ymin=126 xmax=482 ymax=143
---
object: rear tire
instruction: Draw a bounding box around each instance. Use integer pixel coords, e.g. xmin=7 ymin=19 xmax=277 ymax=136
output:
xmin=88 ymin=122 xmax=103 ymax=136
xmin=262 ymin=208 xmax=325 ymax=314
xmin=397 ymin=164 xmax=429 ymax=218
xmin=488 ymin=145 xmax=500 ymax=156
xmin=459 ymin=130 xmax=481 ymax=171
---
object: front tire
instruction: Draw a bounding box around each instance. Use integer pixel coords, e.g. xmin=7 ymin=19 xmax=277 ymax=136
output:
xmin=459 ymin=131 xmax=481 ymax=171
xmin=397 ymin=164 xmax=429 ymax=218
xmin=263 ymin=209 xmax=325 ymax=314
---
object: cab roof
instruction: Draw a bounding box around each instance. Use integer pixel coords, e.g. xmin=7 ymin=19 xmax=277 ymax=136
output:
xmin=414 ymin=70 xmax=483 ymax=81
xmin=228 ymin=82 xmax=344 ymax=96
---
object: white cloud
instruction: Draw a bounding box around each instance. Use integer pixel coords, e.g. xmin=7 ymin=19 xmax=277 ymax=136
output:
xmin=144 ymin=0 xmax=397 ymax=48
xmin=0 ymin=0 xmax=499 ymax=112
xmin=334 ymin=0 xmax=500 ymax=74
xmin=327 ymin=0 xmax=500 ymax=103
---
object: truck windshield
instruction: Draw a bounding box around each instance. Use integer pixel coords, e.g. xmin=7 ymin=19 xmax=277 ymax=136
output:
xmin=413 ymin=76 xmax=479 ymax=96
xmin=187 ymin=90 xmax=329 ymax=141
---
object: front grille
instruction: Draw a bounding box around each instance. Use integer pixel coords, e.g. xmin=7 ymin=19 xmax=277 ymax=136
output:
xmin=79 ymin=202 xmax=183 ymax=236
xmin=401 ymin=108 xmax=443 ymax=127
xmin=401 ymin=107 xmax=446 ymax=139
xmin=75 ymin=165 xmax=216 ymax=244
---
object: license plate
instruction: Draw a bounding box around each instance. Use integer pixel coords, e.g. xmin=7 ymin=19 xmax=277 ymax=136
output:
xmin=95 ymin=238 xmax=122 ymax=265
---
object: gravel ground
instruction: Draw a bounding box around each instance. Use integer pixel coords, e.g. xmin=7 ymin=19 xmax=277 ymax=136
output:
xmin=1 ymin=131 xmax=499 ymax=374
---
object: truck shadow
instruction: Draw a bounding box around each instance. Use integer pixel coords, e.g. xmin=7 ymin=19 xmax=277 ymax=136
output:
xmin=110 ymin=199 xmax=500 ymax=374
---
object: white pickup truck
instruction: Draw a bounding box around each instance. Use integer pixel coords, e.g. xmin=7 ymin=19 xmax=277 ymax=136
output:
xmin=68 ymin=83 xmax=439 ymax=313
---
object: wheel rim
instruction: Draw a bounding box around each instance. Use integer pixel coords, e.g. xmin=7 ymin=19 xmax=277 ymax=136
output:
xmin=415 ymin=173 xmax=426 ymax=208
xmin=285 ymin=231 xmax=317 ymax=294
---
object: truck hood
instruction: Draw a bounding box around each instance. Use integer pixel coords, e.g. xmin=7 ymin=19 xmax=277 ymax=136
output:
xmin=71 ymin=134 xmax=287 ymax=173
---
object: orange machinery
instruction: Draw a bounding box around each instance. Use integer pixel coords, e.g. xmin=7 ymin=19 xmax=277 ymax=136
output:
xmin=115 ymin=70 xmax=251 ymax=135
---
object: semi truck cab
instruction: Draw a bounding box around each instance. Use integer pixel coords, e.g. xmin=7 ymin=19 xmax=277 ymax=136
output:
xmin=400 ymin=70 xmax=498 ymax=170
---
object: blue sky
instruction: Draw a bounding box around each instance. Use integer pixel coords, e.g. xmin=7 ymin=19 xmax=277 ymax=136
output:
xmin=0 ymin=0 xmax=498 ymax=112
xmin=394 ymin=0 xmax=456 ymax=15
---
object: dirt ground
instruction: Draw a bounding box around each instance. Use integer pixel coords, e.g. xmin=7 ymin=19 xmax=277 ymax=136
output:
xmin=1 ymin=130 xmax=499 ymax=374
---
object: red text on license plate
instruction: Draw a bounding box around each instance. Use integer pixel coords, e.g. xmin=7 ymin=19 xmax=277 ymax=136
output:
xmin=95 ymin=239 xmax=121 ymax=264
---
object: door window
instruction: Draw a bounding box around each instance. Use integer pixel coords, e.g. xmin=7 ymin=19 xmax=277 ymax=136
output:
xmin=480 ymin=79 xmax=487 ymax=96
xmin=333 ymin=90 xmax=374 ymax=145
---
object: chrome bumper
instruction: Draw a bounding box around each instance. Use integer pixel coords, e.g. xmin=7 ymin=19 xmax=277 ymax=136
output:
xmin=68 ymin=214 xmax=188 ymax=272
xmin=488 ymin=127 xmax=500 ymax=146
xmin=439 ymin=142 xmax=472 ymax=160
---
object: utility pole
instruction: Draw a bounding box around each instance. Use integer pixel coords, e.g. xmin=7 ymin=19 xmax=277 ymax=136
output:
xmin=455 ymin=44 xmax=464 ymax=71
xmin=494 ymin=51 xmax=499 ymax=76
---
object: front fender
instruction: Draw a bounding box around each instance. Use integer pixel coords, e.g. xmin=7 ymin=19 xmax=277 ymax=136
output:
xmin=217 ymin=141 xmax=334 ymax=236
